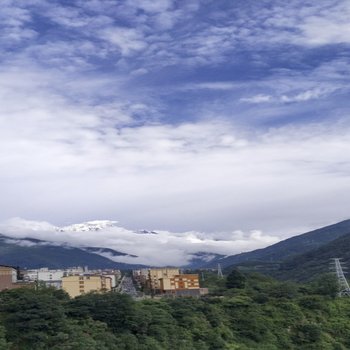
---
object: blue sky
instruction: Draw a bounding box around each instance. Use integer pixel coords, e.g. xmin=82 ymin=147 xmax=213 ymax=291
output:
xmin=1 ymin=0 xmax=350 ymax=250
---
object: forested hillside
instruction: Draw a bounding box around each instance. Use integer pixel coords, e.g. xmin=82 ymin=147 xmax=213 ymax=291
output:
xmin=272 ymin=233 xmax=350 ymax=282
xmin=0 ymin=234 xmax=142 ymax=269
xmin=0 ymin=272 xmax=349 ymax=349
xmin=211 ymin=219 xmax=350 ymax=268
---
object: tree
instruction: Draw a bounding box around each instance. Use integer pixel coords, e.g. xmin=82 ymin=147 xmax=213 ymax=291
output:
xmin=0 ymin=288 xmax=67 ymax=349
xmin=226 ymin=270 xmax=246 ymax=289
xmin=0 ymin=324 xmax=9 ymax=350
xmin=310 ymin=273 xmax=339 ymax=298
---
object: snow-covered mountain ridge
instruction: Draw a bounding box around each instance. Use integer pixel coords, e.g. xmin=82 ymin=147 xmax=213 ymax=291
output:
xmin=0 ymin=218 xmax=279 ymax=267
xmin=58 ymin=220 xmax=119 ymax=232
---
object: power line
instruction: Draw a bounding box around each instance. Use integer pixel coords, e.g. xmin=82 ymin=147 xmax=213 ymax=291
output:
xmin=332 ymin=258 xmax=350 ymax=297
xmin=217 ymin=263 xmax=223 ymax=278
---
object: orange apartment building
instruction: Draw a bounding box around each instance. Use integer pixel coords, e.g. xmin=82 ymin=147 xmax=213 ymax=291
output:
xmin=141 ymin=268 xmax=208 ymax=296
xmin=160 ymin=274 xmax=206 ymax=296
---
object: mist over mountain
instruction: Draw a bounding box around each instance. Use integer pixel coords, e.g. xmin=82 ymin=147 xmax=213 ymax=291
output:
xmin=213 ymin=219 xmax=350 ymax=283
xmin=0 ymin=218 xmax=279 ymax=267
xmin=2 ymin=218 xmax=350 ymax=273
xmin=208 ymin=219 xmax=350 ymax=269
xmin=0 ymin=234 xmax=143 ymax=269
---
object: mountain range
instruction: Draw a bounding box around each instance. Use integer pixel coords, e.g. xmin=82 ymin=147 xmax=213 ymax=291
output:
xmin=212 ymin=219 xmax=350 ymax=282
xmin=2 ymin=219 xmax=350 ymax=280
xmin=208 ymin=219 xmax=350 ymax=268
xmin=0 ymin=234 xmax=144 ymax=269
xmin=0 ymin=219 xmax=232 ymax=269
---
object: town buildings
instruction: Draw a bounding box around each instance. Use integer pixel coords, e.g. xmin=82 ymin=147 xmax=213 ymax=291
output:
xmin=62 ymin=274 xmax=112 ymax=298
xmin=0 ymin=265 xmax=33 ymax=291
xmin=1 ymin=263 xmax=207 ymax=298
xmin=148 ymin=268 xmax=180 ymax=291
xmin=21 ymin=267 xmax=121 ymax=297
xmin=133 ymin=268 xmax=208 ymax=297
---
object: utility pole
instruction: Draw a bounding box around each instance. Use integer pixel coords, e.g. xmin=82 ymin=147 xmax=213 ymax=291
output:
xmin=332 ymin=258 xmax=350 ymax=297
xmin=217 ymin=263 xmax=223 ymax=278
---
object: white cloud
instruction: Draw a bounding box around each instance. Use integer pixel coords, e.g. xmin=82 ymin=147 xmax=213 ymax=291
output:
xmin=240 ymin=88 xmax=338 ymax=105
xmin=0 ymin=218 xmax=279 ymax=266
xmin=1 ymin=64 xmax=350 ymax=237
xmin=280 ymin=88 xmax=332 ymax=103
xmin=0 ymin=2 xmax=37 ymax=45
xmin=0 ymin=0 xmax=350 ymax=250
xmin=297 ymin=2 xmax=350 ymax=46
xmin=100 ymin=27 xmax=147 ymax=56
xmin=241 ymin=94 xmax=272 ymax=104
xmin=129 ymin=0 xmax=173 ymax=14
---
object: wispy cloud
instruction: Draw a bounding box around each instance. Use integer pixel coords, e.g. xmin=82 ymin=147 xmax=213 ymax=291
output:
xmin=241 ymin=94 xmax=273 ymax=104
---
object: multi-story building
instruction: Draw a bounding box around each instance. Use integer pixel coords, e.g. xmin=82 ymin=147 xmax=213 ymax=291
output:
xmin=62 ymin=275 xmax=112 ymax=298
xmin=159 ymin=274 xmax=207 ymax=296
xmin=133 ymin=268 xmax=208 ymax=297
xmin=25 ymin=267 xmax=65 ymax=282
xmin=88 ymin=269 xmax=121 ymax=288
xmin=133 ymin=268 xmax=149 ymax=286
xmin=0 ymin=265 xmax=33 ymax=291
xmin=24 ymin=267 xmax=88 ymax=289
xmin=0 ymin=265 xmax=18 ymax=290
xmin=148 ymin=268 xmax=180 ymax=291
xmin=160 ymin=274 xmax=199 ymax=290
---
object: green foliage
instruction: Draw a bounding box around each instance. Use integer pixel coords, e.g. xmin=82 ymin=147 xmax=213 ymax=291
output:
xmin=200 ymin=271 xmax=227 ymax=295
xmin=310 ymin=273 xmax=339 ymax=298
xmin=226 ymin=269 xmax=246 ymax=289
xmin=0 ymin=324 xmax=9 ymax=350
xmin=68 ymin=292 xmax=136 ymax=332
xmin=0 ymin=288 xmax=67 ymax=349
xmin=1 ymin=273 xmax=350 ymax=349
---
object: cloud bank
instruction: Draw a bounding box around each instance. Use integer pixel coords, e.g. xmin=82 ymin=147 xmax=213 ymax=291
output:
xmin=0 ymin=218 xmax=279 ymax=266
xmin=0 ymin=0 xmax=350 ymax=245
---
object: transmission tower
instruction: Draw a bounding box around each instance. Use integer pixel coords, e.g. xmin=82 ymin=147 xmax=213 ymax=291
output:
xmin=217 ymin=263 xmax=223 ymax=278
xmin=332 ymin=258 xmax=350 ymax=297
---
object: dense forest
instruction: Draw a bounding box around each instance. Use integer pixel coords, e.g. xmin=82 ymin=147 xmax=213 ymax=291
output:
xmin=0 ymin=271 xmax=349 ymax=349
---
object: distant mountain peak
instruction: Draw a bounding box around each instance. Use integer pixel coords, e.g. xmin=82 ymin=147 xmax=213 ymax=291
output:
xmin=138 ymin=229 xmax=158 ymax=235
xmin=58 ymin=220 xmax=119 ymax=232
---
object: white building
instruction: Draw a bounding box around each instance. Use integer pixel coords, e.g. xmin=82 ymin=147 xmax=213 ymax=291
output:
xmin=25 ymin=268 xmax=65 ymax=282
xmin=24 ymin=266 xmax=85 ymax=288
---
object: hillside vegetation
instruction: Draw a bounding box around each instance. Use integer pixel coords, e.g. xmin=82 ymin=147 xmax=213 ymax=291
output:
xmin=0 ymin=272 xmax=350 ymax=349
xmin=0 ymin=235 xmax=141 ymax=270
xmin=213 ymin=219 xmax=350 ymax=268
xmin=273 ymin=233 xmax=350 ymax=282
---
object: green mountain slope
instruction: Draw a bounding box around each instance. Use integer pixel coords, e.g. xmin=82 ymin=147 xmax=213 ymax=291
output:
xmin=271 ymin=233 xmax=350 ymax=282
xmin=211 ymin=219 xmax=350 ymax=268
xmin=0 ymin=235 xmax=143 ymax=269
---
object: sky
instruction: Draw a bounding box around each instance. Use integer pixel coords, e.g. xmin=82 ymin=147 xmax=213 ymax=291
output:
xmin=1 ymin=0 xmax=350 ymax=261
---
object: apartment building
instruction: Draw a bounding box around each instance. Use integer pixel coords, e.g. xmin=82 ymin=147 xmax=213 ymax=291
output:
xmin=0 ymin=265 xmax=33 ymax=291
xmin=159 ymin=274 xmax=208 ymax=296
xmin=133 ymin=268 xmax=208 ymax=297
xmin=0 ymin=265 xmax=17 ymax=290
xmin=133 ymin=268 xmax=149 ymax=286
xmin=62 ymin=275 xmax=112 ymax=298
xmin=25 ymin=267 xmax=65 ymax=282
xmin=148 ymin=268 xmax=180 ymax=291
xmin=160 ymin=274 xmax=199 ymax=290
